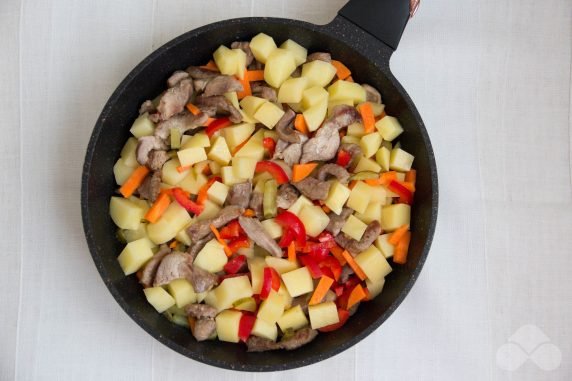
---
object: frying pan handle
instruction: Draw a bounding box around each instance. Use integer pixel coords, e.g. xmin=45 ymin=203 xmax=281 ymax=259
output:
xmin=338 ymin=0 xmax=419 ymax=50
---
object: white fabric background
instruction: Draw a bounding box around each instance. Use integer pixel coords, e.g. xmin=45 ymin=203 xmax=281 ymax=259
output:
xmin=1 ymin=0 xmax=571 ymax=380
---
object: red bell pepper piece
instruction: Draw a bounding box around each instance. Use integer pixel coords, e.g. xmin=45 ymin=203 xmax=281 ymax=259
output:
xmin=227 ymin=236 xmax=250 ymax=254
xmin=218 ymin=272 xmax=250 ymax=282
xmin=205 ymin=117 xmax=232 ymax=137
xmin=333 ymin=284 xmax=345 ymax=297
xmin=238 ymin=313 xmax=256 ymax=342
xmin=318 ymin=308 xmax=350 ymax=332
xmin=320 ymin=256 xmax=342 ymax=282
xmin=259 ymin=267 xmax=281 ymax=300
xmin=275 ymin=211 xmax=306 ymax=247
xmin=299 ymin=256 xmax=323 ymax=279
xmin=317 ymin=231 xmax=335 ymax=243
xmin=254 ymin=161 xmax=289 ymax=185
xmin=219 ymin=220 xmax=242 ymax=239
xmin=278 ymin=227 xmax=296 ymax=248
xmin=263 ymin=137 xmax=276 ymax=157
xmin=171 ymin=187 xmax=204 ymax=215
xmin=336 ymin=150 xmax=351 ymax=167
xmin=387 ymin=180 xmax=413 ymax=204
xmin=223 ymin=255 xmax=247 ymax=274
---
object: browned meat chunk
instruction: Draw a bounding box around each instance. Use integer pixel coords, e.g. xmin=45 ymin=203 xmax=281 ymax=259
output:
xmin=195 ymin=95 xmax=242 ymax=123
xmin=325 ymin=207 xmax=353 ymax=235
xmin=362 ymin=83 xmax=382 ymax=104
xmin=339 ymin=143 xmax=362 ymax=171
xmin=272 ymin=139 xmax=289 ymax=160
xmin=157 ymin=78 xmax=193 ymax=120
xmin=282 ymin=143 xmax=302 ymax=166
xmin=186 ymin=66 xmax=220 ymax=79
xmin=251 ymin=82 xmax=277 ymax=102
xmin=306 ymin=52 xmax=331 ymax=63
xmin=290 ymin=66 xmax=301 ymax=78
xmin=186 ymin=205 xmax=243 ymax=241
xmin=335 ymin=220 xmax=382 ymax=255
xmin=139 ymin=100 xmax=156 ymax=115
xmin=226 ymin=182 xmax=252 ymax=209
xmin=293 ymin=177 xmax=330 ymax=201
xmin=249 ymin=191 xmax=264 ymax=219
xmin=276 ymin=184 xmax=299 ymax=209
xmin=185 ymin=303 xmax=218 ymax=319
xmin=137 ymin=170 xmax=162 ymax=202
xmin=147 ymin=150 xmax=169 ymax=171
xmin=154 ymin=112 xmax=208 ymax=140
xmin=191 ymin=318 xmax=216 ymax=341
xmin=238 ymin=216 xmax=282 ymax=257
xmin=153 ymin=252 xmax=194 ymax=287
xmin=246 ymin=336 xmax=281 ymax=352
xmin=315 ymin=163 xmax=350 ymax=184
xmin=187 ymin=234 xmax=213 ymax=261
xmin=193 ymin=78 xmax=209 ymax=93
xmin=231 ymin=41 xmax=254 ymax=67
xmin=280 ymin=328 xmax=319 ymax=350
xmin=188 ymin=265 xmax=218 ymax=293
xmin=203 ymin=75 xmax=244 ymax=97
xmin=291 ymin=294 xmax=310 ymax=314
xmin=167 ymin=70 xmax=189 ymax=87
xmin=339 ymin=265 xmax=354 ymax=284
xmin=136 ymin=136 xmax=169 ymax=166
xmin=274 ymin=109 xmax=300 ymax=143
xmin=139 ymin=244 xmax=171 ymax=288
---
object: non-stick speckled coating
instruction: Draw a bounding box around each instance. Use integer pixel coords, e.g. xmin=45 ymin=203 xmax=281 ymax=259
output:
xmin=81 ymin=16 xmax=438 ymax=371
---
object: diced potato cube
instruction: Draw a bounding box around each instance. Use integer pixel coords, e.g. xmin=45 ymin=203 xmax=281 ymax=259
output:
xmin=328 ymin=99 xmax=354 ymax=117
xmin=346 ymin=181 xmax=372 ymax=214
xmin=117 ymin=238 xmax=155 ymax=275
xmin=298 ymin=204 xmax=330 ymax=237
xmin=354 ymin=156 xmax=382 ymax=173
xmin=366 ymin=102 xmax=385 ymax=117
xmin=251 ymin=317 xmax=278 ymax=341
xmin=375 ymin=116 xmax=403 ymax=141
xmin=161 ymin=159 xmax=189 ymax=185
xmin=233 ymin=297 xmax=257 ymax=312
xmin=232 ymin=156 xmax=257 ymax=180
xmin=277 ymin=77 xmax=309 ymax=104
xmin=390 ymin=148 xmax=414 ymax=172
xmin=261 ymin=218 xmax=283 ymax=240
xmin=277 ymin=305 xmax=309 ymax=332
xmin=177 ymin=147 xmax=207 ymax=167
xmin=375 ymin=233 xmax=395 ymax=258
xmin=301 ymin=60 xmax=337 ymax=88
xmin=360 ymin=132 xmax=383 ymax=158
xmin=209 ymin=275 xmax=253 ymax=311
xmin=196 ymin=291 xmax=209 ymax=303
xmin=308 ymin=302 xmax=339 ymax=329
xmin=213 ymin=45 xmax=242 ymax=78
xmin=167 ymin=279 xmax=196 ymax=308
xmin=250 ymin=33 xmax=277 ymax=63
xmin=301 ymin=86 xmax=329 ymax=109
xmin=287 ymin=195 xmax=313 ymax=216
xmin=113 ymin=158 xmax=135 ymax=185
xmin=110 ymin=196 xmax=145 ymax=230
xmin=263 ymin=130 xmax=278 ymax=141
xmin=220 ymin=166 xmax=244 ymax=187
xmin=368 ymin=186 xmax=388 ymax=204
xmin=354 ymin=245 xmax=392 ymax=281
xmin=347 ymin=122 xmax=367 ymax=138
xmin=209 ymin=161 xmax=221 ymax=175
xmin=224 ymin=91 xmax=240 ymax=109
xmin=325 ymin=180 xmax=351 ymax=215
xmin=341 ymin=215 xmax=368 ymax=240
xmin=222 ymin=122 xmax=255 ymax=150
xmin=233 ymin=132 xmax=265 ymax=161
xmin=175 ymin=223 xmax=192 ymax=246
xmin=239 ymin=96 xmax=267 ymax=119
xmin=281 ymin=267 xmax=314 ymax=297
xmin=366 ymin=277 xmax=385 ymax=299
xmin=381 ymin=204 xmax=411 ymax=232
xmin=277 ymin=281 xmax=293 ymax=308
xmin=215 ymin=309 xmax=242 ymax=343
xmin=280 ymin=39 xmax=307 ymax=66
xmin=264 ymin=49 xmax=297 ymax=88
xmin=375 ymin=146 xmax=391 ymax=172
xmin=341 ymin=135 xmax=361 ymax=146
xmin=303 ymin=100 xmax=328 ymax=132
xmin=147 ymin=202 xmax=191 ymax=244
xmin=121 ymin=222 xmax=150 ymax=244
xmin=130 ymin=113 xmax=155 ymax=138
xmin=196 ymin=199 xmax=221 ymax=221
xmin=265 ymin=256 xmax=298 ymax=274
xmin=234 ymin=48 xmax=247 ymax=80
xmin=236 ymin=240 xmax=254 ymax=258
xmin=207 ymin=181 xmax=229 ymax=205
xmin=288 ymin=102 xmax=303 ymax=113
xmin=178 ymin=171 xmax=208 ymax=195
xmin=120 ymin=137 xmax=139 ymax=167
xmin=328 ymin=80 xmax=366 ymax=104
xmin=355 ymin=201 xmax=383 ymax=224
xmin=253 ymin=102 xmax=285 ymax=129
xmin=193 ymin=161 xmax=209 ymax=177
xmin=207 ymin=135 xmax=232 ymax=166
xmin=248 ymin=257 xmax=266 ymax=294
xmin=182 ymin=132 xmax=210 ymax=149
xmin=144 ymin=287 xmax=176 ymax=313
xmin=194 ymin=239 xmax=227 ymax=273
xmin=258 ymin=291 xmax=287 ymax=324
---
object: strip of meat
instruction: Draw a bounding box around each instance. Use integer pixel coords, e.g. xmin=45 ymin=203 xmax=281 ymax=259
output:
xmin=188 ymin=265 xmax=218 ymax=293
xmin=203 ymin=75 xmax=244 ymax=97
xmin=167 ymin=70 xmax=190 ymax=88
xmin=191 ymin=318 xmax=216 ymax=341
xmin=276 ymin=184 xmax=299 ymax=209
xmin=362 ymin=83 xmax=382 ymax=104
xmin=186 ymin=234 xmax=214 ymax=261
xmin=249 ymin=191 xmax=264 ymax=219
xmin=335 ymin=220 xmax=382 ymax=255
xmin=153 ymin=252 xmax=194 ymax=287
xmin=136 ymin=136 xmax=169 ymax=166
xmin=315 ymin=163 xmax=350 ymax=184
xmin=290 ymin=295 xmax=310 ymax=314
xmin=231 ymin=41 xmax=254 ymax=67
xmin=137 ymin=170 xmax=162 ymax=202
xmin=246 ymin=336 xmax=281 ymax=352
xmin=251 ymin=82 xmax=277 ymax=102
xmin=274 ymin=109 xmax=300 ymax=143
xmin=293 ymin=177 xmax=331 ymax=201
xmin=306 ymin=52 xmax=331 ymax=63
xmin=193 ymin=79 xmax=209 ymax=93
xmin=282 ymin=143 xmax=302 ymax=166
xmin=185 ymin=303 xmax=218 ymax=319
xmin=139 ymin=100 xmax=156 ymax=115
xmin=154 ymin=112 xmax=208 ymax=140
xmin=186 ymin=205 xmax=243 ymax=242
xmin=139 ymin=244 xmax=171 ymax=288
xmin=272 ymin=139 xmax=289 ymax=160
xmin=157 ymin=78 xmax=194 ymax=121
xmin=238 ymin=216 xmax=282 ymax=257
xmin=226 ymin=181 xmax=252 ymax=209
xmin=325 ymin=207 xmax=353 ymax=234
xmin=194 ymin=95 xmax=242 ymax=123
xmin=246 ymin=328 xmax=319 ymax=352
xmin=339 ymin=143 xmax=362 ymax=171
xmin=147 ymin=150 xmax=169 ymax=171
xmin=339 ymin=265 xmax=354 ymax=284
xmin=186 ymin=66 xmax=220 ymax=79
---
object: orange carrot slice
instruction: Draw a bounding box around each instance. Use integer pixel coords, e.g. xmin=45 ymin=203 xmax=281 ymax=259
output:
xmin=342 ymin=250 xmax=367 ymax=281
xmin=119 ymin=166 xmax=150 ymax=198
xmin=331 ymin=60 xmax=352 ymax=80
xmin=144 ymin=192 xmax=171 ymax=223
xmin=309 ymin=276 xmax=335 ymax=305
xmin=292 ymin=163 xmax=318 ymax=182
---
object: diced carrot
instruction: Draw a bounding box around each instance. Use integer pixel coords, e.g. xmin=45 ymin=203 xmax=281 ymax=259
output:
xmin=292 ymin=163 xmax=318 ymax=182
xmin=202 ymin=165 xmax=212 ymax=176
xmin=330 ymin=244 xmax=347 ymax=266
xmin=348 ymin=180 xmax=358 ymax=189
xmin=402 ymin=181 xmax=416 ymax=192
xmin=187 ymin=316 xmax=197 ymax=333
xmin=380 ymin=171 xmax=397 ymax=186
xmin=169 ymin=240 xmax=178 ymax=249
xmin=331 ymin=60 xmax=352 ymax=80
xmin=322 ymin=205 xmax=331 ymax=214
xmin=119 ymin=166 xmax=150 ymax=198
xmin=144 ymin=192 xmax=171 ymax=223
xmin=346 ymin=76 xmax=354 ymax=83
xmin=339 ymin=129 xmax=346 ymax=138
xmin=342 ymin=250 xmax=367 ymax=281
xmin=359 ymin=102 xmax=375 ymax=133
xmin=243 ymin=209 xmax=255 ymax=217
xmin=186 ymin=103 xmax=201 ymax=115
xmin=405 ymin=169 xmax=417 ymax=184
xmin=294 ymin=114 xmax=309 ymax=135
xmin=347 ymin=284 xmax=367 ymax=309
xmin=236 ymin=76 xmax=252 ymax=99
xmin=388 ymin=224 xmax=409 ymax=245
xmin=205 ymin=117 xmax=216 ymax=126
xmin=200 ymin=60 xmax=218 ymax=71
xmin=375 ymin=111 xmax=387 ymax=121
xmin=232 ymin=137 xmax=250 ymax=155
xmin=363 ymin=287 xmax=371 ymax=301
xmin=288 ymin=241 xmax=297 ymax=262
xmin=196 ymin=177 xmax=220 ymax=205
xmin=393 ymin=231 xmax=411 ymax=265
xmin=210 ymin=224 xmax=233 ymax=257
xmin=247 ymin=70 xmax=265 ymax=82
xmin=309 ymin=275 xmax=335 ymax=305
xmin=176 ymin=165 xmax=191 ymax=173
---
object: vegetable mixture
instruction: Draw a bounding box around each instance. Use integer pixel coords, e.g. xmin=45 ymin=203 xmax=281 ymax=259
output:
xmin=110 ymin=33 xmax=416 ymax=351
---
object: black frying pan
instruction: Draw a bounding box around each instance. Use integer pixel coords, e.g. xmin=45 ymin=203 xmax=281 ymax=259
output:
xmin=81 ymin=0 xmax=438 ymax=372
